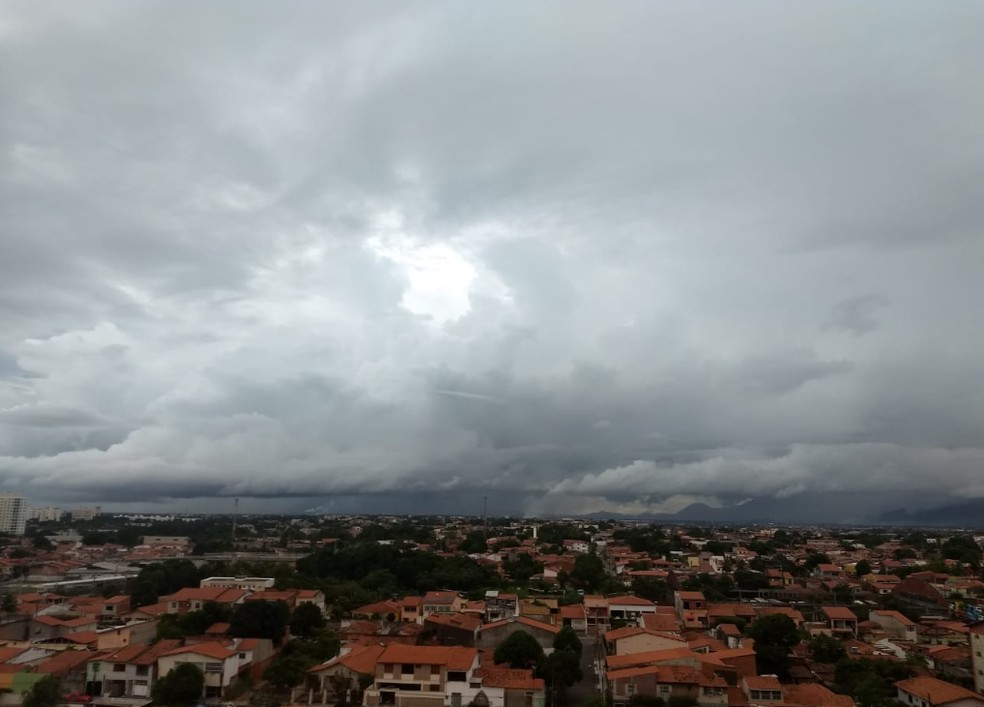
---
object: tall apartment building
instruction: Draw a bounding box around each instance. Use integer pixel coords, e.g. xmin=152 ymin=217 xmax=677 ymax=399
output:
xmin=0 ymin=493 xmax=28 ymax=535
xmin=29 ymin=506 xmax=64 ymax=522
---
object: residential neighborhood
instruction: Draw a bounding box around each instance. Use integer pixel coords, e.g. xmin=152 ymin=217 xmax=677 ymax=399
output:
xmin=2 ymin=513 xmax=984 ymax=707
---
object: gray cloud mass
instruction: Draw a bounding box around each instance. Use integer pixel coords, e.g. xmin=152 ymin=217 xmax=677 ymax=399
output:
xmin=1 ymin=1 xmax=983 ymax=518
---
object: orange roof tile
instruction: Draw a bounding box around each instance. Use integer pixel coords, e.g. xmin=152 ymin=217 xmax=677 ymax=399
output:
xmin=377 ymin=644 xmax=477 ymax=671
xmin=896 ymin=677 xmax=984 ymax=706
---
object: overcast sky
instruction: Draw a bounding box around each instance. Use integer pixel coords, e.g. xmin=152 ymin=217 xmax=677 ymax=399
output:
xmin=1 ymin=2 xmax=983 ymax=517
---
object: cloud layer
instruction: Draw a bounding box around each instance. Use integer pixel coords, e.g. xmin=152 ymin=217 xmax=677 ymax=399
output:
xmin=1 ymin=2 xmax=983 ymax=516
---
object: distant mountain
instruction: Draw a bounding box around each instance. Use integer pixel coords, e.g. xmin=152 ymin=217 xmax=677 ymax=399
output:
xmin=879 ymin=499 xmax=984 ymax=527
xmin=584 ymin=492 xmax=984 ymax=527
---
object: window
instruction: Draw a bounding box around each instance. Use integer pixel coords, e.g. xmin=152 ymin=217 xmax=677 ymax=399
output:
xmin=448 ymin=671 xmax=467 ymax=682
xmin=625 ymin=684 xmax=636 ymax=696
xmin=205 ymin=662 xmax=223 ymax=673
xmin=402 ymin=664 xmax=414 ymax=676
xmin=135 ymin=665 xmax=149 ymax=676
xmin=239 ymin=652 xmax=247 ymax=660
xmin=113 ymin=664 xmax=126 ymax=672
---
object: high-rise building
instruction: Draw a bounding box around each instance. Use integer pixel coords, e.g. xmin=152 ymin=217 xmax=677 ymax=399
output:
xmin=0 ymin=493 xmax=28 ymax=535
xmin=29 ymin=506 xmax=64 ymax=522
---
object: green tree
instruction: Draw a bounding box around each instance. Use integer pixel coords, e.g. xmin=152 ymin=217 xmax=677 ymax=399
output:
xmin=809 ymin=634 xmax=847 ymax=663
xmin=290 ymin=602 xmax=326 ymax=638
xmin=152 ymin=664 xmax=204 ymax=706
xmin=23 ymin=676 xmax=60 ymax=707
xmin=31 ymin=535 xmax=54 ymax=552
xmin=553 ymin=625 xmax=582 ymax=658
xmin=631 ymin=577 xmax=670 ymax=603
xmin=230 ymin=600 xmax=290 ymax=644
xmin=264 ymin=654 xmax=311 ymax=690
xmin=493 ymin=630 xmax=545 ymax=669
xmin=537 ymin=649 xmax=582 ymax=690
xmin=503 ymin=554 xmax=545 ymax=583
xmin=570 ymin=553 xmax=606 ymax=592
xmin=854 ymin=559 xmax=872 ymax=577
xmin=2 ymin=592 xmax=17 ymax=615
xmin=747 ymin=614 xmax=800 ymax=679
xmin=834 ymin=658 xmax=913 ymax=707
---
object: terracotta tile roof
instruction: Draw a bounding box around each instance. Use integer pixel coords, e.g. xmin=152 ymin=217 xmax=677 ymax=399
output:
xmin=871 ymin=610 xmax=915 ymax=627
xmin=822 ymin=606 xmax=858 ymax=621
xmin=131 ymin=639 xmax=183 ymax=665
xmin=35 ymin=649 xmax=100 ymax=675
xmin=205 ymin=622 xmax=231 ymax=635
xmin=64 ymin=631 xmax=99 ymax=645
xmin=744 ymin=675 xmax=782 ymax=691
xmin=475 ymin=667 xmax=545 ymax=690
xmin=377 ymin=644 xmax=477 ymax=671
xmin=161 ymin=642 xmax=236 ymax=660
xmin=103 ymin=644 xmax=149 ymax=663
xmin=559 ymin=605 xmax=585 ymax=619
xmin=782 ymin=683 xmax=855 ymax=706
xmin=643 ymin=613 xmax=682 ymax=632
xmin=896 ymin=677 xmax=984 ymax=706
xmin=309 ymin=643 xmax=387 ymax=676
xmin=607 ymin=595 xmax=656 ymax=607
xmin=479 ymin=616 xmax=560 ymax=635
xmin=425 ymin=612 xmax=482 ymax=631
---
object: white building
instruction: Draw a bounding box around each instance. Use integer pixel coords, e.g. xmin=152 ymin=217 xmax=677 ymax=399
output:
xmin=0 ymin=493 xmax=28 ymax=535
xmin=29 ymin=506 xmax=64 ymax=522
xmin=200 ymin=576 xmax=276 ymax=592
xmin=70 ymin=506 xmax=102 ymax=521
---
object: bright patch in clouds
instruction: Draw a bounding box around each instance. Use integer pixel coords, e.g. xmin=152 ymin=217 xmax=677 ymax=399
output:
xmin=369 ymin=236 xmax=477 ymax=324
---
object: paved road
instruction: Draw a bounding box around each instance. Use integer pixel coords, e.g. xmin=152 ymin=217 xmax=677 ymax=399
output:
xmin=560 ymin=635 xmax=602 ymax=706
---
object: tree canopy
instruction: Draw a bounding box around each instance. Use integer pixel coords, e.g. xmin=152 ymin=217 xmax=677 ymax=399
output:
xmin=747 ymin=614 xmax=800 ymax=679
xmin=230 ymin=599 xmax=290 ymax=643
xmin=493 ymin=630 xmax=544 ymax=669
xmin=290 ymin=602 xmax=326 ymax=638
xmin=152 ymin=664 xmax=204 ymax=706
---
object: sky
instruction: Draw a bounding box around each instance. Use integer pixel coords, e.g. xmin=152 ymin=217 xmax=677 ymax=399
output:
xmin=1 ymin=2 xmax=983 ymax=518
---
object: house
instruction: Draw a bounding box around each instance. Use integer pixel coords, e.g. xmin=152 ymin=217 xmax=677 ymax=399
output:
xmin=607 ymin=596 xmax=658 ymax=627
xmin=563 ymin=540 xmax=591 ymax=554
xmin=422 ymin=592 xmax=463 ymax=619
xmin=606 ymin=663 xmax=728 ymax=705
xmin=471 ymin=667 xmax=546 ymax=707
xmin=308 ymin=644 xmax=387 ymax=701
xmin=88 ymin=639 xmax=182 ymax=705
xmin=160 ymin=587 xmax=248 ymax=614
xmin=604 ymin=626 xmax=687 ymax=656
xmin=782 ymin=683 xmax=855 ymax=707
xmin=401 ymin=596 xmax=424 ymax=624
xmin=295 ymin=589 xmax=327 ymax=613
xmin=821 ymin=607 xmax=858 ymax=637
xmin=424 ymin=612 xmax=482 ymax=647
xmin=968 ymin=621 xmax=984 ymax=694
xmin=362 ymin=644 xmax=480 ymax=707
xmin=895 ymin=676 xmax=984 ymax=707
xmin=870 ymin=610 xmax=918 ymax=641
xmin=485 ymin=592 xmax=519 ymax=623
xmin=584 ymin=595 xmax=610 ymax=631
xmin=199 ymin=576 xmax=275 ymax=592
xmin=558 ymin=605 xmax=587 ymax=634
xmin=674 ymin=592 xmax=708 ymax=629
xmin=354 ymin=601 xmax=403 ymax=622
xmin=477 ymin=617 xmax=560 ymax=651
xmin=742 ymin=675 xmax=784 ymax=702
xmin=30 ymin=649 xmax=98 ymax=697
xmin=156 ymin=642 xmax=244 ymax=700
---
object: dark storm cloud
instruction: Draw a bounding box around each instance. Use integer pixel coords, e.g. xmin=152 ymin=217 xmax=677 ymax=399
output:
xmin=1 ymin=1 xmax=983 ymax=516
